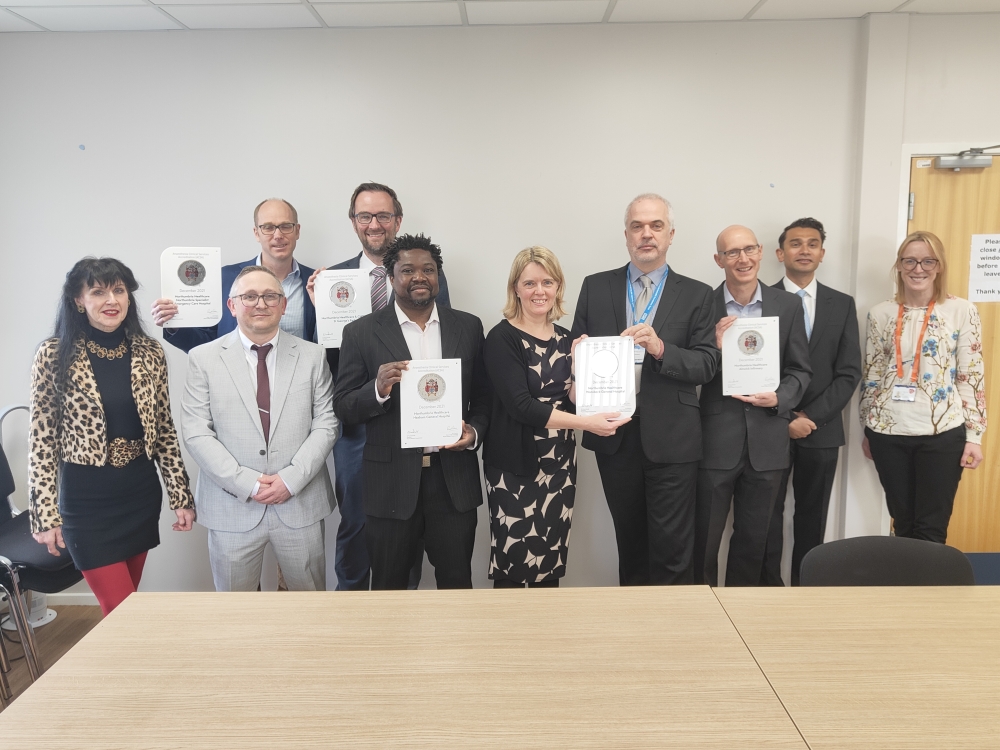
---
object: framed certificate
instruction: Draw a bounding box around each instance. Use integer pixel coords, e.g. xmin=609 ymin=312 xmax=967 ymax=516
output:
xmin=315 ymin=269 xmax=372 ymax=348
xmin=399 ymin=358 xmax=463 ymax=449
xmin=574 ymin=336 xmax=636 ymax=418
xmin=160 ymin=247 xmax=222 ymax=328
xmin=722 ymin=317 xmax=780 ymax=396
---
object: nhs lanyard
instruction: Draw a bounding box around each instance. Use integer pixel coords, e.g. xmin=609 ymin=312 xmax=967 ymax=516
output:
xmin=627 ymin=272 xmax=667 ymax=326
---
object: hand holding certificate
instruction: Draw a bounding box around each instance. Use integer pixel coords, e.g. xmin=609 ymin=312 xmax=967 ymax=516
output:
xmin=160 ymin=247 xmax=222 ymax=328
xmin=573 ymin=336 xmax=636 ymax=418
xmin=721 ymin=317 xmax=780 ymax=396
xmin=400 ymin=359 xmax=464 ymax=449
xmin=315 ymin=269 xmax=372 ymax=348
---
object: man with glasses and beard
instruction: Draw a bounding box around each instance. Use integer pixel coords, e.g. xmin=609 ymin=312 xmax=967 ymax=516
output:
xmin=306 ymin=183 xmax=451 ymax=590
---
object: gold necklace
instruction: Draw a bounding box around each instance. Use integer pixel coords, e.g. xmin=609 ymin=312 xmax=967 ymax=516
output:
xmin=85 ymin=338 xmax=128 ymax=360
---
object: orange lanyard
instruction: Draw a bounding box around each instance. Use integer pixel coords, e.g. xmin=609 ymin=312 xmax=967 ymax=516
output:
xmin=894 ymin=301 xmax=935 ymax=383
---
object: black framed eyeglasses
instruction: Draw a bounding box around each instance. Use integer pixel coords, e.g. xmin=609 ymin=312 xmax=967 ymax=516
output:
xmin=899 ymin=258 xmax=939 ymax=271
xmin=719 ymin=244 xmax=762 ymax=261
xmin=232 ymin=292 xmax=284 ymax=307
xmin=257 ymin=223 xmax=297 ymax=236
xmin=352 ymin=212 xmax=396 ymax=226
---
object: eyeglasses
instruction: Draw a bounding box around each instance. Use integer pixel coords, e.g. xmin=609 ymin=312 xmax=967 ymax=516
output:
xmin=899 ymin=257 xmax=939 ymax=271
xmin=257 ymin=223 xmax=297 ymax=236
xmin=352 ymin=212 xmax=396 ymax=226
xmin=231 ymin=292 xmax=284 ymax=307
xmin=719 ymin=244 xmax=762 ymax=261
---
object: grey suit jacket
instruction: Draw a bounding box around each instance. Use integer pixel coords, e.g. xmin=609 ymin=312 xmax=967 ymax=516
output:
xmin=182 ymin=330 xmax=338 ymax=533
xmin=699 ymin=283 xmax=812 ymax=472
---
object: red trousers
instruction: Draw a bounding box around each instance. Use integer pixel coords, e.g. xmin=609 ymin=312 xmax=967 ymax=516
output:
xmin=81 ymin=551 xmax=148 ymax=616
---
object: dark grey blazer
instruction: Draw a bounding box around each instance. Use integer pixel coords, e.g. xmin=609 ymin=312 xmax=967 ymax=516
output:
xmin=331 ymin=304 xmax=490 ymax=520
xmin=570 ymin=264 xmax=719 ymax=464
xmin=774 ymin=279 xmax=862 ymax=449
xmin=699 ymin=282 xmax=812 ymax=472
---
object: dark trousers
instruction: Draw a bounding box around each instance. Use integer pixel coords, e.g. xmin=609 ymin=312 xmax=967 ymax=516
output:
xmin=695 ymin=439 xmax=784 ymax=587
xmin=365 ymin=457 xmax=477 ymax=590
xmin=760 ymin=443 xmax=840 ymax=587
xmin=865 ymin=426 xmax=966 ymax=543
xmin=493 ymin=579 xmax=559 ymax=589
xmin=594 ymin=417 xmax=698 ymax=586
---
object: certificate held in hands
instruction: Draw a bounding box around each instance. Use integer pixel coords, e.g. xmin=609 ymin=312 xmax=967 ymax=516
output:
xmin=400 ymin=359 xmax=463 ymax=449
xmin=315 ymin=270 xmax=372 ymax=348
xmin=722 ymin=317 xmax=780 ymax=396
xmin=574 ymin=336 xmax=636 ymax=418
xmin=160 ymin=247 xmax=222 ymax=328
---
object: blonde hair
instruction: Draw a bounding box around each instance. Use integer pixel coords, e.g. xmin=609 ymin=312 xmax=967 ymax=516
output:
xmin=893 ymin=231 xmax=948 ymax=305
xmin=502 ymin=246 xmax=567 ymax=323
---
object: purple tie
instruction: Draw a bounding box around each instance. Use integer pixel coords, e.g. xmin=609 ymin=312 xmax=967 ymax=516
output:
xmin=251 ymin=344 xmax=273 ymax=442
xmin=371 ymin=267 xmax=388 ymax=311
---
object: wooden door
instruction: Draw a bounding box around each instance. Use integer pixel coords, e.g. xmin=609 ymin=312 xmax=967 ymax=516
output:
xmin=908 ymin=156 xmax=1000 ymax=551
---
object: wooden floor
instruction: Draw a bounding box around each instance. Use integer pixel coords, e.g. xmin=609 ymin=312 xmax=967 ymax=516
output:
xmin=1 ymin=605 xmax=102 ymax=712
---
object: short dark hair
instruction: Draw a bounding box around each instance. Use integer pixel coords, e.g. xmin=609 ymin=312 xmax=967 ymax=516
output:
xmin=348 ymin=182 xmax=403 ymax=219
xmin=253 ymin=198 xmax=298 ymax=225
xmin=778 ymin=217 xmax=826 ymax=248
xmin=231 ymin=265 xmax=281 ymax=294
xmin=383 ymin=234 xmax=444 ymax=278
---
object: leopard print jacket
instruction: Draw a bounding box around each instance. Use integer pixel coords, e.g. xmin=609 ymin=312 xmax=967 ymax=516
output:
xmin=28 ymin=335 xmax=194 ymax=533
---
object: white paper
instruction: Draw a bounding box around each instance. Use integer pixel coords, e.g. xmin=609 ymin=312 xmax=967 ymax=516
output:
xmin=722 ymin=317 xmax=780 ymax=396
xmin=161 ymin=247 xmax=222 ymax=328
xmin=574 ymin=336 xmax=636 ymax=418
xmin=315 ymin=269 xmax=372 ymax=348
xmin=968 ymin=234 xmax=1000 ymax=302
xmin=399 ymin=359 xmax=463 ymax=449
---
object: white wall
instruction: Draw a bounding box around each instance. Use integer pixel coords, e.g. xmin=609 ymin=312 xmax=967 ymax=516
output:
xmin=2 ymin=14 xmax=991 ymax=594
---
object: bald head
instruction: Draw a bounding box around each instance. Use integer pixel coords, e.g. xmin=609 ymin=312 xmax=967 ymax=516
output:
xmin=716 ymin=225 xmax=758 ymax=254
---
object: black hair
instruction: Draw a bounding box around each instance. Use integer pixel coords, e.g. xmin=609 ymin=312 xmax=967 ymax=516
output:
xmin=382 ymin=234 xmax=444 ymax=278
xmin=52 ymin=257 xmax=147 ymax=387
xmin=778 ymin=217 xmax=826 ymax=248
xmin=348 ymin=182 xmax=403 ymax=219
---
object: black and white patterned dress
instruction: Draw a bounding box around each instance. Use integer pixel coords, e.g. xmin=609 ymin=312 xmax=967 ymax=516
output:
xmin=485 ymin=324 xmax=577 ymax=584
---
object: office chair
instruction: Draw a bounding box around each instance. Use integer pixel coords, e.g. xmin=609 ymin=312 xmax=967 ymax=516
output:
xmin=799 ymin=535 xmax=975 ymax=586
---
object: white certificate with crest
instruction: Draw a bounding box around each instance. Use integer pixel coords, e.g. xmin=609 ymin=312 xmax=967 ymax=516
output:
xmin=315 ymin=269 xmax=372 ymax=348
xmin=160 ymin=247 xmax=222 ymax=328
xmin=574 ymin=336 xmax=636 ymax=418
xmin=722 ymin=317 xmax=781 ymax=396
xmin=400 ymin=359 xmax=463 ymax=449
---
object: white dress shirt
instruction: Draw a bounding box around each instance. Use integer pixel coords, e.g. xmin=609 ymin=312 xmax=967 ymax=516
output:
xmin=781 ymin=275 xmax=818 ymax=327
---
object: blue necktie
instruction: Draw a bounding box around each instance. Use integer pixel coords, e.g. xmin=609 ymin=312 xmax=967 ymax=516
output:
xmin=797 ymin=289 xmax=812 ymax=340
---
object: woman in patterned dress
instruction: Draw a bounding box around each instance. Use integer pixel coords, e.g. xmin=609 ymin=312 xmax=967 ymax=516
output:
xmin=483 ymin=247 xmax=628 ymax=587
xmin=860 ymin=232 xmax=987 ymax=542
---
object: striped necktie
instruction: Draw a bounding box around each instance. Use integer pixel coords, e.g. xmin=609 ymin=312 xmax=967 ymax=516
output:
xmin=371 ymin=267 xmax=388 ymax=311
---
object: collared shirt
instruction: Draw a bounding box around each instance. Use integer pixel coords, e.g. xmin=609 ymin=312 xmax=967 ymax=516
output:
xmin=255 ymin=254 xmax=305 ymax=339
xmin=781 ymin=275 xmax=818 ymax=327
xmin=359 ymin=251 xmax=389 ymax=308
xmin=626 ymin=262 xmax=669 ymax=327
xmin=724 ymin=282 xmax=764 ymax=318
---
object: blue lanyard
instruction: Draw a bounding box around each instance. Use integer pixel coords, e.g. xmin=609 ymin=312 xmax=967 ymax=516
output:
xmin=627 ymin=272 xmax=667 ymax=326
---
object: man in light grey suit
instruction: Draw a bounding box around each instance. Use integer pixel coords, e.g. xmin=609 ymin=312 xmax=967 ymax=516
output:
xmin=182 ymin=266 xmax=338 ymax=591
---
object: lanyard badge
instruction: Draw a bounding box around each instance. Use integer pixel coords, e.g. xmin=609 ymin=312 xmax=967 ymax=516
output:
xmin=628 ymin=273 xmax=667 ymax=364
xmin=891 ymin=301 xmax=934 ymax=402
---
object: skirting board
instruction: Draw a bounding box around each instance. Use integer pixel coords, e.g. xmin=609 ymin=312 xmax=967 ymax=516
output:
xmin=0 ymin=592 xmax=99 ymax=609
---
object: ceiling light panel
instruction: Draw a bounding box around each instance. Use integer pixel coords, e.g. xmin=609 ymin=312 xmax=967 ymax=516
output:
xmin=610 ymin=0 xmax=760 ymax=22
xmin=12 ymin=5 xmax=180 ymax=29
xmin=466 ymin=0 xmax=609 ymax=25
xmin=751 ymin=0 xmax=903 ymax=19
xmin=313 ymin=1 xmax=462 ymax=26
xmin=164 ymin=3 xmax=321 ymax=27
xmin=903 ymin=0 xmax=1000 ymax=12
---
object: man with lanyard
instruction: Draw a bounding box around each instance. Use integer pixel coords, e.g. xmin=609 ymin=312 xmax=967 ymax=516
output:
xmin=571 ymin=193 xmax=719 ymax=586
xmin=306 ymin=183 xmax=451 ymax=591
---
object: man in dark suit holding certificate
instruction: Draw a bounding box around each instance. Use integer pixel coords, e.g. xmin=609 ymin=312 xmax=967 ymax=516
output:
xmin=695 ymin=225 xmax=812 ymax=587
xmin=332 ymin=234 xmax=489 ymax=590
xmin=571 ymin=193 xmax=719 ymax=586
xmin=760 ymin=218 xmax=861 ymax=586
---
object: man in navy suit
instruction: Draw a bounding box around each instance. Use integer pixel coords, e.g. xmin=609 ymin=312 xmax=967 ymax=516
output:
xmin=760 ymin=218 xmax=861 ymax=586
xmin=305 ymin=183 xmax=451 ymax=591
xmin=151 ymin=197 xmax=316 ymax=351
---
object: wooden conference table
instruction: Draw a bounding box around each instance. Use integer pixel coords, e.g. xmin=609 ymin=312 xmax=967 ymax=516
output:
xmin=0 ymin=586 xmax=996 ymax=749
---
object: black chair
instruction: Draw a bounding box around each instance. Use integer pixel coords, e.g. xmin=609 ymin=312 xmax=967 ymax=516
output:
xmin=800 ymin=535 xmax=975 ymax=586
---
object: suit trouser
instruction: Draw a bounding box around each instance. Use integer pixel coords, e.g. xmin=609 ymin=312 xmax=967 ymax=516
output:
xmin=865 ymin=426 xmax=966 ymax=543
xmin=594 ymin=417 xmax=698 ymax=586
xmin=695 ymin=438 xmax=784 ymax=587
xmin=760 ymin=443 xmax=840 ymax=586
xmin=208 ymin=506 xmax=326 ymax=592
xmin=365 ymin=456 xmax=477 ymax=590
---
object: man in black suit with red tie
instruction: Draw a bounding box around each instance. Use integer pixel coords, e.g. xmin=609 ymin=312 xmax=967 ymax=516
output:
xmin=760 ymin=218 xmax=862 ymax=586
xmin=571 ymin=193 xmax=719 ymax=586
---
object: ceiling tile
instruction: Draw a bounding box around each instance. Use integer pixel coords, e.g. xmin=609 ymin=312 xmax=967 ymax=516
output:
xmin=466 ymin=0 xmax=608 ymax=25
xmin=164 ymin=4 xmax=320 ymax=27
xmin=155 ymin=0 xmax=300 ymax=6
xmin=610 ymin=0 xmax=759 ymax=22
xmin=0 ymin=7 xmax=41 ymax=29
xmin=13 ymin=5 xmax=180 ymax=29
xmin=904 ymin=0 xmax=1000 ymax=11
xmin=5 ymin=0 xmax=142 ymax=6
xmin=752 ymin=0 xmax=901 ymax=19
xmin=313 ymin=1 xmax=461 ymax=26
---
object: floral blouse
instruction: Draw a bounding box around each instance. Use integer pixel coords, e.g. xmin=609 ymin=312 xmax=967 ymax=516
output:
xmin=860 ymin=296 xmax=987 ymax=443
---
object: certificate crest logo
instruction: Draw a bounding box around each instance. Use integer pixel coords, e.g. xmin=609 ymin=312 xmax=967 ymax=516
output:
xmin=418 ymin=373 xmax=445 ymax=402
xmin=177 ymin=260 xmax=206 ymax=287
xmin=331 ymin=281 xmax=355 ymax=308
xmin=738 ymin=330 xmax=763 ymax=356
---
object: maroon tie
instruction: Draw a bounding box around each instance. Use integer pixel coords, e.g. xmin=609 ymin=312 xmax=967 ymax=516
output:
xmin=251 ymin=343 xmax=273 ymax=442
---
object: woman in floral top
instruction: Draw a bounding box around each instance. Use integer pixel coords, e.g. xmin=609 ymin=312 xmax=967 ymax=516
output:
xmin=860 ymin=231 xmax=986 ymax=543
